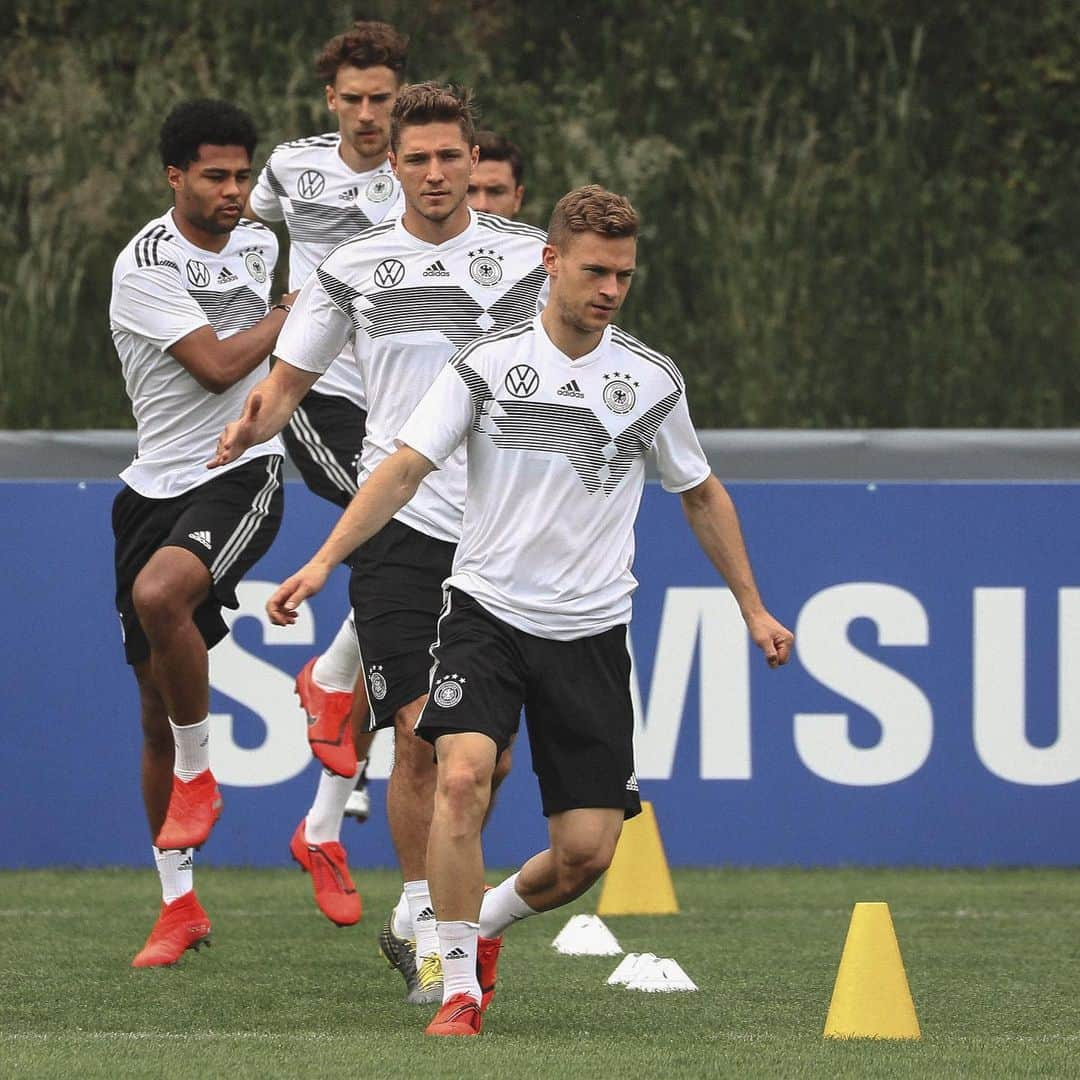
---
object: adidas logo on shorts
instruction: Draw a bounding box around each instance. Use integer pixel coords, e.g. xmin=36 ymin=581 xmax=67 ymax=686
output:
xmin=423 ymin=260 xmax=451 ymax=278
xmin=626 ymin=772 xmax=639 ymax=792
xmin=557 ymin=379 xmax=585 ymax=398
xmin=188 ymin=530 xmax=212 ymax=550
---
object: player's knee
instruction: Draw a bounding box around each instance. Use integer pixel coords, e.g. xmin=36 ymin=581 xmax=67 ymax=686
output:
xmin=554 ymin=841 xmax=613 ymax=893
xmin=131 ymin=573 xmax=177 ymax=631
xmin=436 ymin=760 xmax=491 ymax=826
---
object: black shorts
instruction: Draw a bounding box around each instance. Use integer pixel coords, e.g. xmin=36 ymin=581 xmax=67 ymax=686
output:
xmin=418 ymin=588 xmax=642 ymax=820
xmin=348 ymin=518 xmax=456 ymax=729
xmin=112 ymin=456 xmax=284 ymax=666
xmin=281 ymin=388 xmax=365 ymax=510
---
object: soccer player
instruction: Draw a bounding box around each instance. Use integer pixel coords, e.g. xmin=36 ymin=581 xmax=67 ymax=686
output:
xmin=467 ymin=130 xmax=525 ymax=219
xmin=210 ymin=83 xmax=548 ymax=1003
xmin=244 ymin=19 xmax=409 ymax=928
xmin=263 ymin=185 xmax=795 ymax=1035
xmin=110 ymin=99 xmax=293 ymax=967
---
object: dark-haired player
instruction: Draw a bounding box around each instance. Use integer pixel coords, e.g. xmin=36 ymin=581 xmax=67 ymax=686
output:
xmin=467 ymin=130 xmax=525 ymax=219
xmin=245 ymin=18 xmax=410 ymax=930
xmin=212 ymin=83 xmax=547 ymax=1004
xmin=110 ymin=99 xmax=294 ymax=967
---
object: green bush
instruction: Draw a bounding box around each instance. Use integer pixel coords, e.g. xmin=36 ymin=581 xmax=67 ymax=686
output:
xmin=2 ymin=0 xmax=1077 ymax=428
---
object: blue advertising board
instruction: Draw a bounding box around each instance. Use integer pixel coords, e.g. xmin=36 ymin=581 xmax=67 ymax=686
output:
xmin=3 ymin=479 xmax=1079 ymax=868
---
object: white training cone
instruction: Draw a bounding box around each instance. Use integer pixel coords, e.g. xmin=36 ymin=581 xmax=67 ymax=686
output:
xmin=607 ymin=952 xmax=658 ymax=986
xmin=625 ymin=957 xmax=698 ymax=992
xmin=551 ymin=914 xmax=623 ymax=956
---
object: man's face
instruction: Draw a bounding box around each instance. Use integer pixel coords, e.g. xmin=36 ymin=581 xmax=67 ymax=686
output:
xmin=167 ymin=144 xmax=251 ymax=235
xmin=544 ymin=231 xmax=637 ymax=334
xmin=390 ymin=122 xmax=478 ymax=225
xmin=467 ymin=159 xmax=523 ymax=218
xmin=327 ymin=64 xmax=398 ymax=164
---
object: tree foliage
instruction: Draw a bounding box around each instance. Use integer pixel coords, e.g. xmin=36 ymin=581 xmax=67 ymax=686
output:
xmin=1 ymin=0 xmax=1077 ymax=428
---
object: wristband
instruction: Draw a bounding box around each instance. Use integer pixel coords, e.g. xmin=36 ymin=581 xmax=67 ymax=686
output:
xmin=272 ymin=303 xmax=291 ymax=313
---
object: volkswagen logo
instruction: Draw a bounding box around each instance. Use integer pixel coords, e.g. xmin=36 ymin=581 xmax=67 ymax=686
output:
xmin=505 ymin=364 xmax=540 ymax=399
xmin=297 ymin=169 xmax=326 ymax=200
xmin=373 ymin=259 xmax=406 ymax=289
xmin=186 ymin=260 xmax=211 ymax=287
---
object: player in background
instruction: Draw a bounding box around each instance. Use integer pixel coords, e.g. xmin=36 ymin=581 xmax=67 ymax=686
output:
xmin=210 ymin=83 xmax=548 ymax=1004
xmin=110 ymin=100 xmax=294 ymax=967
xmin=467 ymin=130 xmax=525 ymax=219
xmin=244 ymin=21 xmax=409 ymax=928
xmin=263 ymin=185 xmax=794 ymax=1035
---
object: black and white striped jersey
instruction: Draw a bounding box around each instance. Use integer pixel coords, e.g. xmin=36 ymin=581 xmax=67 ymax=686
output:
xmin=275 ymin=209 xmax=547 ymax=542
xmin=250 ymin=133 xmax=402 ymax=411
xmin=398 ymin=314 xmax=711 ymax=639
xmin=109 ymin=209 xmax=284 ymax=498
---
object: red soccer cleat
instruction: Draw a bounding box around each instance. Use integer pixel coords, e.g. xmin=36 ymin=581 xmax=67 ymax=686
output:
xmin=154 ymin=769 xmax=222 ymax=850
xmin=131 ymin=890 xmax=211 ymax=968
xmin=289 ymin=819 xmax=361 ymax=927
xmin=296 ymin=658 xmax=357 ymax=777
xmin=477 ymin=934 xmax=503 ymax=1012
xmin=425 ymin=992 xmax=482 ymax=1037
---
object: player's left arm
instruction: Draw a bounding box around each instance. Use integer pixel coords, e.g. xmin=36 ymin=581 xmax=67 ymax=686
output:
xmin=267 ymin=445 xmax=435 ymax=625
xmin=680 ymin=475 xmax=794 ymax=668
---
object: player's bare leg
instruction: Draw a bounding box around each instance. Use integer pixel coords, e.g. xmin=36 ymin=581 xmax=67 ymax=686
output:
xmin=131 ymin=545 xmax=222 ymax=850
xmin=345 ymin=693 xmax=377 ymax=823
xmin=131 ymin=659 xmax=210 ymax=967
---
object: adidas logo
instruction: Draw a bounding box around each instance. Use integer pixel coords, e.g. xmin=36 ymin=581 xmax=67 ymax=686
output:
xmin=188 ymin=530 xmax=212 ymax=550
xmin=416 ymin=906 xmax=436 ymax=922
xmin=177 ymin=856 xmax=193 ymax=872
xmin=626 ymin=772 xmax=639 ymax=792
xmin=557 ymin=379 xmax=585 ymax=398
xmin=423 ymin=260 xmax=451 ymax=278
xmin=339 ymin=186 xmax=359 ymax=201
xmin=217 ymin=267 xmax=238 ymax=284
xmin=444 ymin=947 xmax=468 ymax=960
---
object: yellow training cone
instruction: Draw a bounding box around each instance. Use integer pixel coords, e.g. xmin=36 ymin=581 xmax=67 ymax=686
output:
xmin=824 ymin=901 xmax=921 ymax=1040
xmin=597 ymin=801 xmax=679 ymax=916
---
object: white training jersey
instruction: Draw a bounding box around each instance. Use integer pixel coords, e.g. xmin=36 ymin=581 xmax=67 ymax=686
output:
xmin=250 ymin=132 xmax=403 ymax=408
xmin=109 ymin=209 xmax=284 ymax=499
xmin=275 ymin=209 xmax=547 ymax=542
xmin=398 ymin=315 xmax=712 ymax=639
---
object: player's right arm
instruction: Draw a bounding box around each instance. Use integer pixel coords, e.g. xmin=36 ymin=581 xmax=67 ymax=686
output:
xmin=208 ymin=261 xmax=356 ymax=468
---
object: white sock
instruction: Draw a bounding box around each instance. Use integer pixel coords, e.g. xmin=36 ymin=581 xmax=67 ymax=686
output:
xmin=392 ymin=889 xmax=412 ymax=939
xmin=479 ymin=872 xmax=538 ymax=938
xmin=312 ymin=612 xmax=363 ymax=691
xmin=170 ymin=716 xmax=210 ymax=781
xmin=153 ymin=845 xmax=194 ymax=905
xmin=305 ymin=765 xmax=361 ymax=844
xmin=405 ymin=880 xmax=440 ymax=959
xmin=438 ymin=920 xmax=480 ymax=1004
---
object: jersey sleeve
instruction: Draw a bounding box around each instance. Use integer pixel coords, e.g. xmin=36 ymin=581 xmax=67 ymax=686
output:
xmin=273 ymin=266 xmax=354 ymax=376
xmin=110 ymin=264 xmax=209 ymax=350
xmin=650 ymin=390 xmax=712 ymax=493
xmin=395 ymin=360 xmax=475 ymax=469
xmin=249 ymin=160 xmax=285 ymax=222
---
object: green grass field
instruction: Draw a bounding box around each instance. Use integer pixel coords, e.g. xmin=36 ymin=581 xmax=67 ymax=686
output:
xmin=2 ymin=867 xmax=1077 ymax=1078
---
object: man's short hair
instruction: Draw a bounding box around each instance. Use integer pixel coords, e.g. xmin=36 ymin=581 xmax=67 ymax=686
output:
xmin=390 ymin=82 xmax=477 ymax=152
xmin=475 ymin=130 xmax=524 ymax=186
xmin=547 ymin=185 xmax=639 ymax=249
xmin=158 ymin=100 xmax=257 ymax=171
xmin=316 ymin=20 xmax=409 ymax=85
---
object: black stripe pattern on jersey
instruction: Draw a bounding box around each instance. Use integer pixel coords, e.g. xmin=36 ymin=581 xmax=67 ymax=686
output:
xmin=189 ymin=284 xmax=268 ymax=337
xmin=452 ymin=358 xmax=682 ymax=495
xmin=285 ymin=202 xmax=377 ymax=245
xmin=264 ymin=164 xmax=288 ymax=198
xmin=319 ymin=270 xmax=545 ymax=348
xmin=476 ymin=212 xmax=547 ymax=242
xmin=134 ymin=224 xmax=178 ymax=271
xmin=611 ymin=326 xmax=683 ymax=390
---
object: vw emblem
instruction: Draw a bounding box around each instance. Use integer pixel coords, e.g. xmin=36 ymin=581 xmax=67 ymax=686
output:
xmin=366 ymin=175 xmax=394 ymax=203
xmin=505 ymin=364 xmax=540 ymax=399
xmin=373 ymin=259 xmax=406 ymax=288
xmin=297 ymin=169 xmax=326 ymax=199
xmin=186 ymin=260 xmax=210 ymax=287
xmin=469 ymin=254 xmax=503 ymax=286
